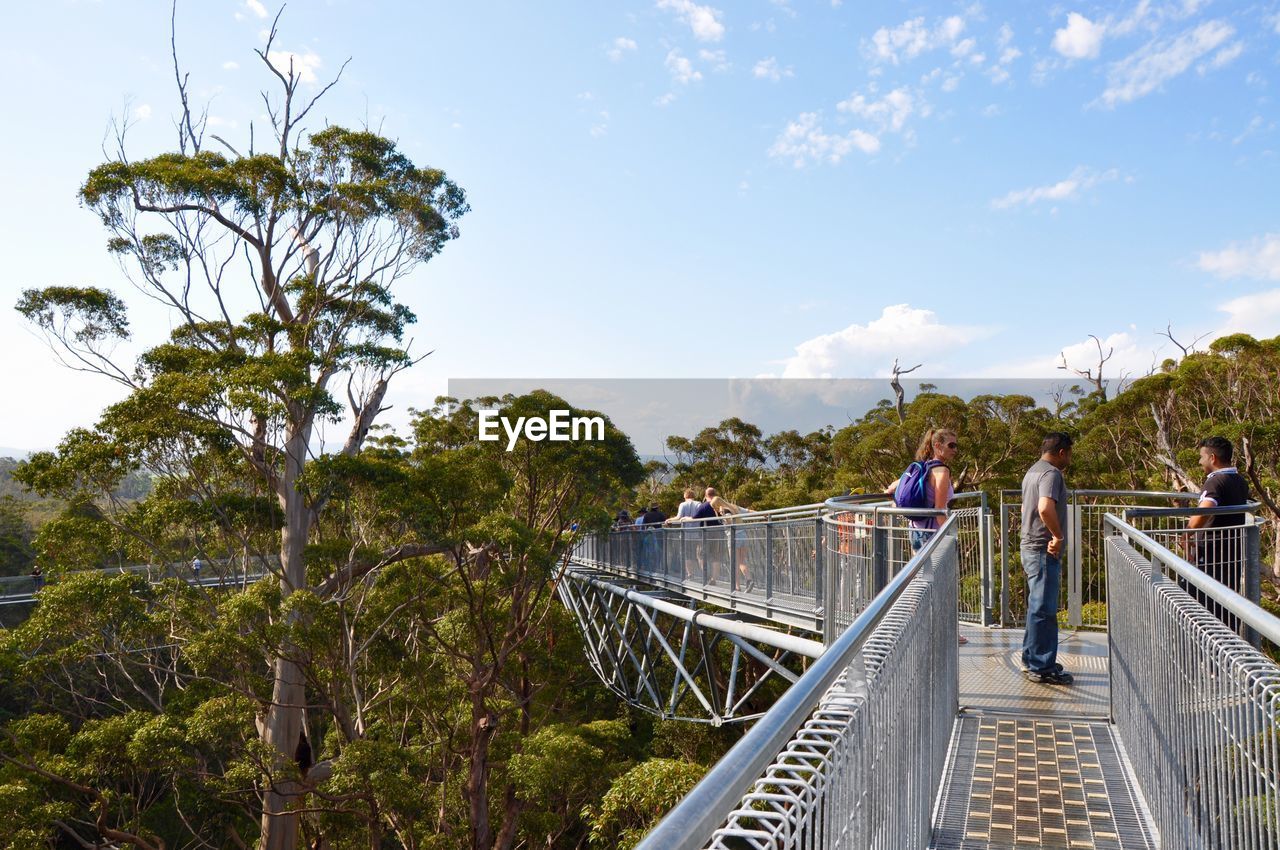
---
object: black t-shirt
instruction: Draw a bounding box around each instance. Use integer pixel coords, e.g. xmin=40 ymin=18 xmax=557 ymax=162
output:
xmin=1200 ymin=468 xmax=1250 ymax=528
xmin=690 ymin=500 xmax=721 ymax=526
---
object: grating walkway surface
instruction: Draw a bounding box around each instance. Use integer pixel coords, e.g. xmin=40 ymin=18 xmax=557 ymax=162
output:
xmin=959 ymin=626 xmax=1110 ymax=717
xmin=931 ymin=715 xmax=1158 ymax=849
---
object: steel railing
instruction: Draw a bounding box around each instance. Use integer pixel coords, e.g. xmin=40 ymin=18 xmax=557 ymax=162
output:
xmin=576 ymin=493 xmax=991 ymax=639
xmin=1105 ymin=514 xmax=1280 ymax=850
xmin=1124 ymin=503 xmax=1265 ymax=645
xmin=634 ymin=517 xmax=961 ymax=850
xmin=998 ymin=489 xmax=1202 ymax=628
xmin=575 ymin=503 xmax=830 ymax=633
xmin=0 ymin=557 xmax=276 ymax=605
xmin=823 ymin=492 xmax=991 ymax=637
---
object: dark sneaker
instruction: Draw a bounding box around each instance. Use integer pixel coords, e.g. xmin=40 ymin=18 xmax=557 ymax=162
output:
xmin=1024 ymin=669 xmax=1074 ymax=686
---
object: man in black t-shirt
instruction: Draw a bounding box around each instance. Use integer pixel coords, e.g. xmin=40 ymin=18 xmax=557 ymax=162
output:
xmin=1187 ymin=436 xmax=1251 ymax=632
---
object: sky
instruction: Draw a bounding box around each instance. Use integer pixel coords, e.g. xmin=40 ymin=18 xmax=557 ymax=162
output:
xmin=2 ymin=0 xmax=1279 ymax=451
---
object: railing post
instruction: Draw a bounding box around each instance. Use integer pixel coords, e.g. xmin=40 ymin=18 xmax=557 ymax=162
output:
xmin=729 ymin=522 xmax=738 ymax=593
xmin=765 ymin=521 xmax=774 ymax=601
xmin=818 ymin=517 xmax=835 ymax=646
xmin=1244 ymin=520 xmax=1262 ymax=648
xmin=1067 ymin=499 xmax=1082 ymax=628
xmin=981 ymin=502 xmax=994 ymax=627
xmin=871 ymin=511 xmax=889 ymax=596
xmin=701 ymin=526 xmax=709 ymax=585
xmin=999 ymin=501 xmax=1011 ymax=627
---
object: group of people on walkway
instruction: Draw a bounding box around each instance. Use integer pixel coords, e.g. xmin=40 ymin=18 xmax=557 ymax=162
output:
xmin=892 ymin=428 xmax=1252 ymax=686
xmin=612 ymin=487 xmax=756 ymax=587
xmin=1017 ymin=431 xmax=1253 ymax=686
xmin=613 ymin=487 xmax=749 ymax=531
xmin=606 ymin=428 xmax=1255 ymax=689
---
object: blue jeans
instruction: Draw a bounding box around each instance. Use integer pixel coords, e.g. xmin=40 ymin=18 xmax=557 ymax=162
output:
xmin=1021 ymin=547 xmax=1062 ymax=674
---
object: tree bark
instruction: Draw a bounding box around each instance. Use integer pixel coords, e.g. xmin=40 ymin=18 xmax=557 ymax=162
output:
xmin=465 ymin=690 xmax=498 ymax=850
xmin=259 ymin=424 xmax=312 ymax=850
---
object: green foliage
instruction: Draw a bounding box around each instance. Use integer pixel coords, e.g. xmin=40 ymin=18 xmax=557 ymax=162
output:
xmin=585 ymin=758 xmax=707 ymax=849
xmin=508 ymin=720 xmax=636 ymax=846
xmin=15 ymin=286 xmax=130 ymax=343
xmin=0 ymin=496 xmax=35 ymax=577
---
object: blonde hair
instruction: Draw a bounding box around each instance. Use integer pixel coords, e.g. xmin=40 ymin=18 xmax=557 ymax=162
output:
xmin=915 ymin=428 xmax=957 ymax=462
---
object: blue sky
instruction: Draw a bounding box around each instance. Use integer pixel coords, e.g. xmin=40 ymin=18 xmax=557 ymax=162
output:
xmin=2 ymin=0 xmax=1279 ymax=450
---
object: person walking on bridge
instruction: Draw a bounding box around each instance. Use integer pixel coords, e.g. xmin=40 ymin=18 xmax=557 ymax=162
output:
xmin=1020 ymin=432 xmax=1074 ymax=686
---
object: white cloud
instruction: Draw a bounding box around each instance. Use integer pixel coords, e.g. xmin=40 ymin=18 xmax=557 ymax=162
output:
xmin=866 ymin=14 xmax=967 ymax=65
xmin=656 ymin=0 xmax=725 ymax=42
xmin=769 ymin=0 xmax=797 ymax=18
xmin=837 ymin=86 xmax=923 ymax=133
xmin=1232 ymin=115 xmax=1270 ymax=145
xmin=266 ymin=50 xmax=322 ymax=84
xmin=997 ymin=23 xmax=1014 ymax=49
xmin=993 ymin=331 xmax=1157 ymax=380
xmin=1200 ymin=41 xmax=1243 ymax=73
xmin=1098 ymin=20 xmax=1233 ymax=106
xmin=778 ymin=304 xmax=990 ymax=378
xmin=133 ymin=103 xmax=152 ymax=121
xmin=1198 ymin=233 xmax=1280 ymax=280
xmin=665 ymin=49 xmax=702 ymax=84
xmin=998 ymin=46 xmax=1022 ymax=65
xmin=244 ymin=0 xmax=267 ymax=19
xmin=987 ymin=44 xmax=1021 ymax=84
xmin=1052 ymin=12 xmax=1106 ymax=60
xmin=768 ymin=112 xmax=879 ymax=167
xmin=699 ymin=48 xmax=731 ymax=72
xmin=222 ymin=60 xmax=240 ymax=71
xmin=982 ymin=103 xmax=1001 ymax=117
xmin=654 ymin=92 xmax=678 ymax=107
xmin=608 ymin=37 xmax=638 ymax=62
xmin=991 ymin=166 xmax=1120 ymax=210
xmin=753 ymin=56 xmax=792 ymax=81
xmin=1216 ymin=289 xmax=1280 ymax=339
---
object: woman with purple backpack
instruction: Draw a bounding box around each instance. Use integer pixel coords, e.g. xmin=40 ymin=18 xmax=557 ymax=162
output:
xmin=888 ymin=427 xmax=965 ymax=642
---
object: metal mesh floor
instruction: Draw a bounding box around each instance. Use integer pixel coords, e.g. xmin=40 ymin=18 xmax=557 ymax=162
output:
xmin=959 ymin=627 xmax=1110 ymax=717
xmin=931 ymin=715 xmax=1157 ymax=849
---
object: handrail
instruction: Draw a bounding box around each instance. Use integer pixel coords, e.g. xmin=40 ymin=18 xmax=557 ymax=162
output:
xmin=999 ymin=488 xmax=1201 ymax=500
xmin=1122 ymin=501 xmax=1262 ymax=519
xmin=1103 ymin=513 xmax=1280 ymax=645
xmin=633 ymin=515 xmax=960 ymax=850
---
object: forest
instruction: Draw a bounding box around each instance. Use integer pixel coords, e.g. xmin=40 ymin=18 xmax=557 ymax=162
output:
xmin=2 ymin=7 xmax=1278 ymax=847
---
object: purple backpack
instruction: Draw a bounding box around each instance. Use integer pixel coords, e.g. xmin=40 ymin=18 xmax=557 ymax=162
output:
xmin=894 ymin=459 xmax=943 ymax=509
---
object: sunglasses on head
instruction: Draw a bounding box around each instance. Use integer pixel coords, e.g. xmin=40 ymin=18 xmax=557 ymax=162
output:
xmin=945 ymin=442 xmax=958 ymax=449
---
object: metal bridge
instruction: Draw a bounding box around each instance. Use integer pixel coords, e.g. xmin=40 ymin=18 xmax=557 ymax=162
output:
xmin=561 ymin=491 xmax=1280 ymax=850
xmin=0 ymin=558 xmax=273 ymax=606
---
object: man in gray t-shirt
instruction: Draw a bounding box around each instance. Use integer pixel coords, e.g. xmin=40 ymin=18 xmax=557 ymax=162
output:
xmin=1019 ymin=432 xmax=1074 ymax=685
xmin=1022 ymin=460 xmax=1068 ymax=550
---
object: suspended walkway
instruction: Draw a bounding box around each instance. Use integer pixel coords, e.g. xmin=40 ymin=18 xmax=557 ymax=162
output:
xmin=562 ymin=492 xmax=1279 ymax=849
xmin=0 ymin=558 xmax=273 ymax=606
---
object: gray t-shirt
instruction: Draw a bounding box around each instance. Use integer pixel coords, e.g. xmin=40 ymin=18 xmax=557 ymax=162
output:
xmin=1021 ymin=459 xmax=1068 ymax=550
